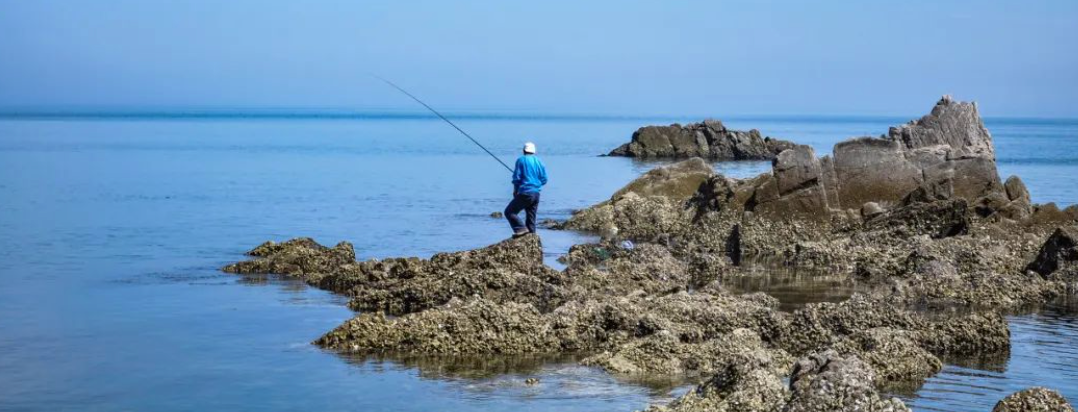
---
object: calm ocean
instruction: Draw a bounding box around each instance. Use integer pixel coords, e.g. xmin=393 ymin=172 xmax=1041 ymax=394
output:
xmin=0 ymin=113 xmax=1075 ymax=411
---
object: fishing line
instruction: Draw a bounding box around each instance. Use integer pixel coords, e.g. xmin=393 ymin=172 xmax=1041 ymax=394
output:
xmin=372 ymin=75 xmax=514 ymax=173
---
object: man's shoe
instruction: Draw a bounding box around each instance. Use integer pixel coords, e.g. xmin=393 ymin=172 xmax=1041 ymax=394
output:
xmin=512 ymin=229 xmax=529 ymax=238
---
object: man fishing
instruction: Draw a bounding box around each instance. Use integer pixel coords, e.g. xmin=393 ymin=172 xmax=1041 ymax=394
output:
xmin=505 ymin=142 xmax=548 ymax=237
xmin=372 ymin=77 xmax=549 ymax=237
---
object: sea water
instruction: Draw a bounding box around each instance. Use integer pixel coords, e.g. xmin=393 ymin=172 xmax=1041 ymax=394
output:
xmin=0 ymin=113 xmax=1075 ymax=411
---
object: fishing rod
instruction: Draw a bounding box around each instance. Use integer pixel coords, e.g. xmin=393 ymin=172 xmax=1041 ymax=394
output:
xmin=372 ymin=75 xmax=514 ymax=173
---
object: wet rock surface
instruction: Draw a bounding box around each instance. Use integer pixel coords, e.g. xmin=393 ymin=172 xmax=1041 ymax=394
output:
xmin=608 ymin=119 xmax=798 ymax=160
xmin=224 ymin=96 xmax=1077 ymax=411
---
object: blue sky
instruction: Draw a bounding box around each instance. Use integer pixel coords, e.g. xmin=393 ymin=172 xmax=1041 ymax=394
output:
xmin=1 ymin=0 xmax=1076 ymax=117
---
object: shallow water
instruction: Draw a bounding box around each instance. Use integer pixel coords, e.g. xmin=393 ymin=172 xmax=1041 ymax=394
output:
xmin=900 ymin=305 xmax=1078 ymax=411
xmin=0 ymin=113 xmax=1076 ymax=411
xmin=718 ymin=259 xmax=866 ymax=312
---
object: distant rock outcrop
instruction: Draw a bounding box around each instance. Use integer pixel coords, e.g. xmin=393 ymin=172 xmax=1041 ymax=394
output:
xmin=607 ymin=119 xmax=798 ymax=160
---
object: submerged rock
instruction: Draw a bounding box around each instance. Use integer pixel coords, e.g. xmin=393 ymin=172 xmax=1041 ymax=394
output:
xmin=608 ymin=119 xmax=797 ymax=160
xmin=992 ymin=387 xmax=1076 ymax=412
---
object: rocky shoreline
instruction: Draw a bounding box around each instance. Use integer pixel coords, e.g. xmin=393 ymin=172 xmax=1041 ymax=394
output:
xmin=224 ymin=97 xmax=1077 ymax=412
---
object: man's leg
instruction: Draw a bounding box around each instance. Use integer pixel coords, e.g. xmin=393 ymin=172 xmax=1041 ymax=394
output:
xmin=525 ymin=192 xmax=540 ymax=233
xmin=505 ymin=194 xmax=527 ymax=233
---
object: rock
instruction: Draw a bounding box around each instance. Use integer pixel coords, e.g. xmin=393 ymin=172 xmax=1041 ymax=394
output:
xmin=831 ymin=328 xmax=943 ymax=387
xmin=832 ymin=137 xmax=924 ymax=208
xmin=890 ymin=95 xmax=994 ymax=159
xmin=865 ymin=199 xmax=970 ymax=239
xmin=738 ymin=96 xmax=1001 ymax=220
xmin=1005 ymin=175 xmax=1032 ymax=204
xmin=246 ymin=237 xmax=329 ymax=257
xmin=581 ymin=328 xmax=792 ymax=378
xmin=561 ymin=158 xmax=712 ymax=238
xmin=316 ymin=297 xmax=561 ymax=354
xmin=607 ymin=120 xmax=797 ymax=160
xmin=751 ymin=145 xmax=832 ymax=219
xmin=841 ymin=96 xmax=1000 ymax=206
xmin=786 ymin=350 xmax=911 ymax=412
xmin=1026 ymin=227 xmax=1078 ymax=276
xmin=1031 ymin=203 xmax=1078 ymax=224
xmin=663 ymin=96 xmax=1003 ymax=227
xmin=777 ymin=294 xmax=1010 ymax=358
xmin=562 ymin=242 xmax=693 ymax=296
xmin=223 ymin=238 xmax=356 ymax=277
xmin=490 ymin=211 xmax=504 ymax=219
xmin=993 ymin=387 xmax=1075 ymax=412
xmin=227 ymin=235 xmax=567 ymax=315
xmin=916 ymin=311 xmax=1011 ymax=355
xmin=861 ymin=202 xmax=884 ymax=219
xmin=611 ymin=157 xmax=714 ymax=200
xmin=646 ymin=351 xmax=790 ymax=412
xmin=901 ymin=179 xmax=955 ymax=206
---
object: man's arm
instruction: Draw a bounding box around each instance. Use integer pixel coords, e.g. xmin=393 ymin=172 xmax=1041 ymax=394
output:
xmin=512 ymin=158 xmax=523 ymax=194
xmin=539 ymin=161 xmax=548 ymax=186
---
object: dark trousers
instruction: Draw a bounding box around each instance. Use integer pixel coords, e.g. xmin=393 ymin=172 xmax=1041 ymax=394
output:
xmin=505 ymin=192 xmax=540 ymax=233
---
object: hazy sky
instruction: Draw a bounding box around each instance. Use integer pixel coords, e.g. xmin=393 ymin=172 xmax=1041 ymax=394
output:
xmin=2 ymin=0 xmax=1076 ymax=117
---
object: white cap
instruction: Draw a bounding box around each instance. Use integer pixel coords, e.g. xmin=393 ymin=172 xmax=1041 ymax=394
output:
xmin=523 ymin=142 xmax=536 ymax=154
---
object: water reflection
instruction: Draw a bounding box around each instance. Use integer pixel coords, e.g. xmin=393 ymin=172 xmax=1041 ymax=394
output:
xmin=717 ymin=258 xmax=865 ymax=312
xmin=337 ymin=352 xmax=690 ymax=406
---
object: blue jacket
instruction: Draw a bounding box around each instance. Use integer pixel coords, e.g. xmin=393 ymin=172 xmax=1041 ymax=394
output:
xmin=512 ymin=154 xmax=548 ymax=195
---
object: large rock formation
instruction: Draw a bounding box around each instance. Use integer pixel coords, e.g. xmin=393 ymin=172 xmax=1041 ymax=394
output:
xmin=743 ymin=95 xmax=1005 ymax=218
xmin=608 ymin=119 xmax=798 ymax=160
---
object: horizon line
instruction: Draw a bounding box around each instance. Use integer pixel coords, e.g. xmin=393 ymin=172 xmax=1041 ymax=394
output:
xmin=0 ymin=108 xmax=1075 ymax=124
